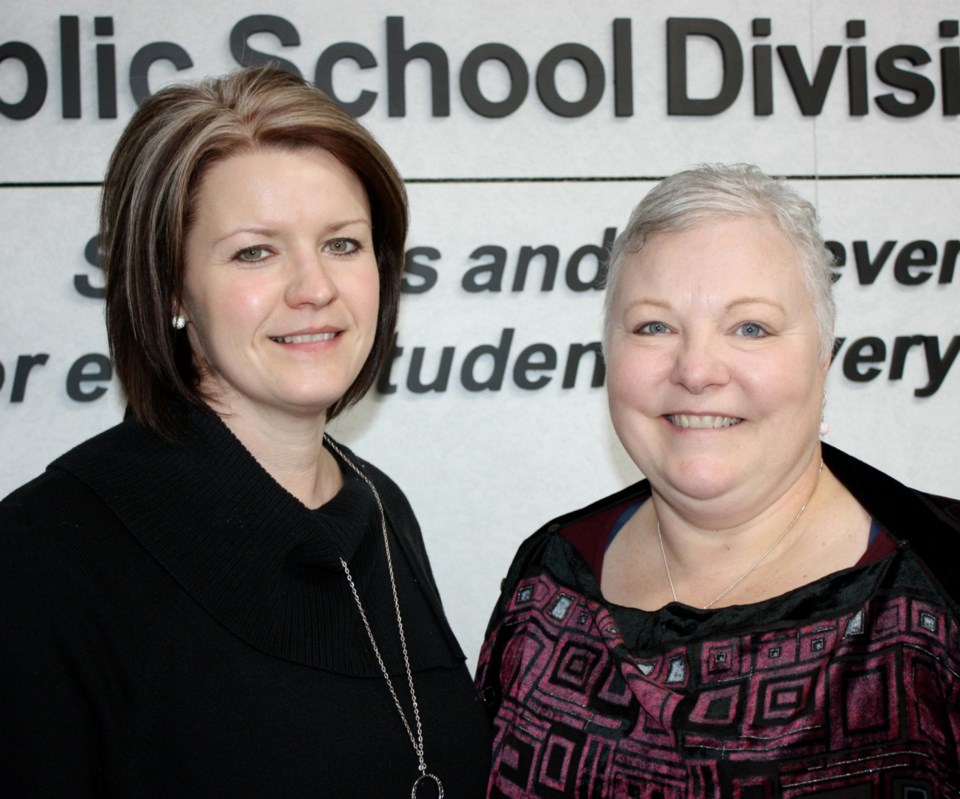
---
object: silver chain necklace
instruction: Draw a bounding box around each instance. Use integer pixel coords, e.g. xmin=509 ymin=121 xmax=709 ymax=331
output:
xmin=324 ymin=436 xmax=444 ymax=799
xmin=657 ymin=460 xmax=824 ymax=610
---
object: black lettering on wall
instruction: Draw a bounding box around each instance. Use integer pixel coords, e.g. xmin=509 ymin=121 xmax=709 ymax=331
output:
xmin=386 ymin=16 xmax=450 ymax=117
xmin=667 ymin=17 xmax=743 ymax=115
xmin=0 ymin=41 xmax=47 ymax=119
xmin=460 ymin=43 xmax=528 ymax=118
xmin=536 ymin=43 xmax=605 ymax=117
xmin=130 ymin=42 xmax=193 ymax=105
xmin=315 ymin=42 xmax=377 ymax=116
xmin=66 ymin=354 xmax=113 ymax=402
xmin=75 ymin=236 xmax=106 ymax=299
xmin=230 ymin=15 xmax=302 ymax=75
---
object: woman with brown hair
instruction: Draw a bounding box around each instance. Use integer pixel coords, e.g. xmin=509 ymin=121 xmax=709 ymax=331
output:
xmin=0 ymin=66 xmax=488 ymax=797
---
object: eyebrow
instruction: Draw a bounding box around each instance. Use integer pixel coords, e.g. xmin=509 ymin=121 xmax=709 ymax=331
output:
xmin=211 ymin=217 xmax=372 ymax=248
xmin=622 ymin=298 xmax=672 ymax=313
xmin=726 ymin=296 xmax=786 ymax=313
xmin=622 ymin=296 xmax=786 ymax=314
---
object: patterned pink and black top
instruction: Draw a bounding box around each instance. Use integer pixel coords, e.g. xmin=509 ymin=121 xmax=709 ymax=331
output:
xmin=476 ymin=444 xmax=960 ymax=798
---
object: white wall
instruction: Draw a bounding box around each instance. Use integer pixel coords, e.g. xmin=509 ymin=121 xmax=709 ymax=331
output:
xmin=3 ymin=0 xmax=958 ymax=668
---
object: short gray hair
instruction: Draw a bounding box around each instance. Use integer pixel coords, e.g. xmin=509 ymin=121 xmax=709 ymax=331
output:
xmin=603 ymin=163 xmax=835 ymax=363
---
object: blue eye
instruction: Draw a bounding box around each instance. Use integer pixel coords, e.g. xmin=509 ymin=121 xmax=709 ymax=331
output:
xmin=736 ymin=322 xmax=767 ymax=337
xmin=636 ymin=321 xmax=670 ymax=335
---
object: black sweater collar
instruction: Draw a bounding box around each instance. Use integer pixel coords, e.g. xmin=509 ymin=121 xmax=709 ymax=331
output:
xmin=54 ymin=406 xmax=462 ymax=674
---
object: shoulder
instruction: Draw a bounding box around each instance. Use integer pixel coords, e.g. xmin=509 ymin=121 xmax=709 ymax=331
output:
xmin=1 ymin=416 xmax=170 ymax=545
xmin=824 ymin=443 xmax=960 ymax=537
xmin=476 ymin=483 xmax=647 ymax=711
xmin=1 ymin=438 xmax=143 ymax=558
xmin=329 ymin=439 xmax=418 ymax=528
xmin=345 ymin=445 xmax=413 ymax=514
xmin=1 ymin=450 xmax=117 ymax=546
xmin=326 ymin=437 xmax=436 ymax=568
xmin=0 ymin=445 xmax=171 ymax=655
xmin=520 ymin=480 xmax=650 ymax=562
xmin=493 ymin=480 xmax=650 ymax=608
xmin=0 ymin=417 xmax=174 ymax=602
xmin=1 ymin=416 xmax=134 ymax=497
xmin=824 ymin=443 xmax=960 ymax=605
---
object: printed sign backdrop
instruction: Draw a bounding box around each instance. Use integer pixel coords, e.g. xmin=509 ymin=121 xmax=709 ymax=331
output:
xmin=3 ymin=0 xmax=959 ymax=665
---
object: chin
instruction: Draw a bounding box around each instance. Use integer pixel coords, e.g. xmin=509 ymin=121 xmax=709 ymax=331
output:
xmin=276 ymin=377 xmax=356 ymax=408
xmin=286 ymin=394 xmax=347 ymax=415
xmin=657 ymin=458 xmax=740 ymax=501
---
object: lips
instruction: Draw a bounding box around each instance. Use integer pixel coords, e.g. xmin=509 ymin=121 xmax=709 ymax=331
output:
xmin=269 ymin=331 xmax=339 ymax=344
xmin=667 ymin=414 xmax=743 ymax=429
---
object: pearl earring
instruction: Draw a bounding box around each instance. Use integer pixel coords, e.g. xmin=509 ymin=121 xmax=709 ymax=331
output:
xmin=172 ymin=314 xmax=186 ymax=330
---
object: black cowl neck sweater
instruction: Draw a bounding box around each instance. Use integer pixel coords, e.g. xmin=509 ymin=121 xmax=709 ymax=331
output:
xmin=0 ymin=406 xmax=491 ymax=797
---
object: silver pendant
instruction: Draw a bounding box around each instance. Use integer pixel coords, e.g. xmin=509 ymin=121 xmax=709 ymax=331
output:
xmin=411 ymin=772 xmax=444 ymax=799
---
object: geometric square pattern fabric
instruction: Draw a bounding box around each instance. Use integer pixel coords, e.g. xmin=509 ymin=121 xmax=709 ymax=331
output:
xmin=478 ymin=555 xmax=960 ymax=797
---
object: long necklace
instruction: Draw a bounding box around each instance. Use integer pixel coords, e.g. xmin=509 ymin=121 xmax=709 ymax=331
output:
xmin=657 ymin=460 xmax=824 ymax=610
xmin=324 ymin=436 xmax=444 ymax=799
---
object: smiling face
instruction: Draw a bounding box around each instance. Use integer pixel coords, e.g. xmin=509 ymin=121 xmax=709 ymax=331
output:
xmin=605 ymin=214 xmax=827 ymax=521
xmin=180 ymin=147 xmax=379 ymax=427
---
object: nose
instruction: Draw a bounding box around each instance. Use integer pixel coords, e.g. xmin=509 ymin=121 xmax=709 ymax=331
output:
xmin=670 ymin=331 xmax=729 ymax=394
xmin=284 ymin=251 xmax=338 ymax=308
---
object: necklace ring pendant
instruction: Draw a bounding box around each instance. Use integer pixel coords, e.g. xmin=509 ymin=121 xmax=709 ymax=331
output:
xmin=412 ymin=772 xmax=444 ymax=798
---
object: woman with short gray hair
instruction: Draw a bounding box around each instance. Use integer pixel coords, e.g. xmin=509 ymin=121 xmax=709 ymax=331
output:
xmin=478 ymin=163 xmax=960 ymax=797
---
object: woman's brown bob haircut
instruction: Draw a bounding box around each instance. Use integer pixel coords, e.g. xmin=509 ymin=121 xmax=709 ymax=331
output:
xmin=101 ymin=65 xmax=408 ymax=439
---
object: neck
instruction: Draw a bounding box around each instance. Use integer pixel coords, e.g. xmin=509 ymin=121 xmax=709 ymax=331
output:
xmin=207 ymin=401 xmax=341 ymax=509
xmin=652 ymin=452 xmax=826 ymax=598
xmin=657 ymin=446 xmax=824 ymax=539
